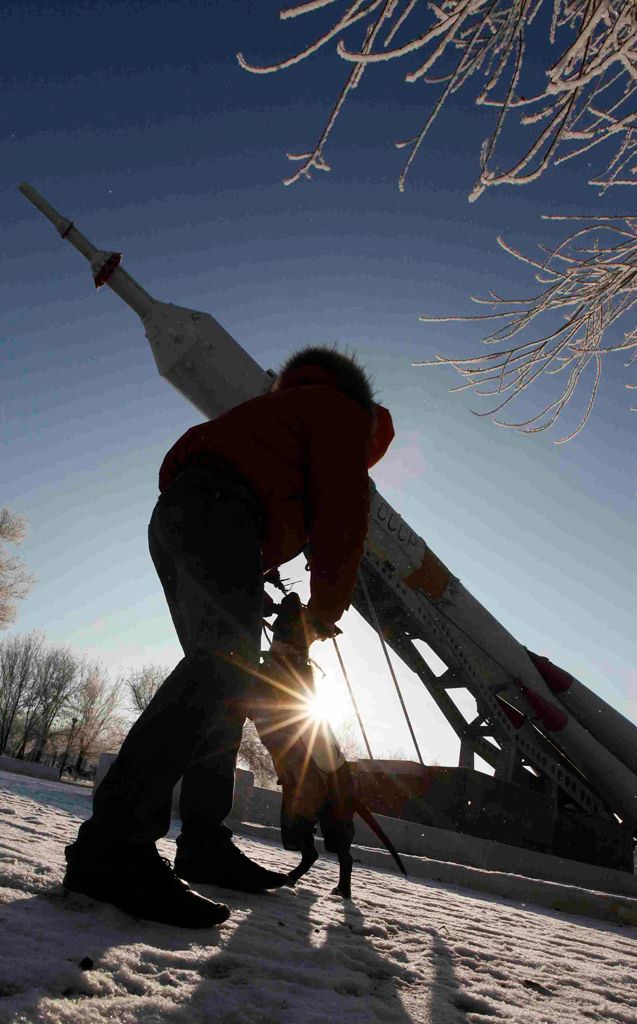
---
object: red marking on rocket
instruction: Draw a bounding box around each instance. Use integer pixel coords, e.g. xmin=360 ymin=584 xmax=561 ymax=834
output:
xmin=526 ymin=650 xmax=573 ymax=694
xmin=93 ymin=252 xmax=122 ymax=288
xmin=521 ymin=685 xmax=568 ymax=732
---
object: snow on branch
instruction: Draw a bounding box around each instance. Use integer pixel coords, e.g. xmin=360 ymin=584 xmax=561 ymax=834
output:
xmin=238 ymin=0 xmax=637 ymax=195
xmin=417 ymin=215 xmax=637 ymax=441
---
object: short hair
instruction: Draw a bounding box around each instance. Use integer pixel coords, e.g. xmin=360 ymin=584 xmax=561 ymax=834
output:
xmin=276 ymin=345 xmax=375 ymax=412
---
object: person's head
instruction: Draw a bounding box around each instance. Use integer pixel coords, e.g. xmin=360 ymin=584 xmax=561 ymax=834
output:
xmin=273 ymin=345 xmax=394 ymax=467
xmin=273 ymin=345 xmax=375 ymax=413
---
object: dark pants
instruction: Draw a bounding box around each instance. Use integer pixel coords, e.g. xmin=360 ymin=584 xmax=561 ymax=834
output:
xmin=75 ymin=468 xmax=264 ymax=852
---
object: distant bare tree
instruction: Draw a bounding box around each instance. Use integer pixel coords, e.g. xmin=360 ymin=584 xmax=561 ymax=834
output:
xmin=238 ymin=720 xmax=279 ymax=789
xmin=331 ymin=715 xmax=367 ymax=761
xmin=0 ymin=632 xmax=43 ymax=753
xmin=334 ymin=715 xmax=410 ymax=761
xmin=0 ymin=509 xmax=35 ymax=628
xmin=123 ymin=664 xmax=168 ymax=716
xmin=68 ymin=663 xmax=127 ymax=773
xmin=14 ymin=643 xmax=79 ymax=761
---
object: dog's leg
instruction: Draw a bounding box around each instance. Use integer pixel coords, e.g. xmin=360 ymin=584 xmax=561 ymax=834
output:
xmin=285 ymin=843 xmax=318 ymax=887
xmin=332 ymin=849 xmax=353 ymax=899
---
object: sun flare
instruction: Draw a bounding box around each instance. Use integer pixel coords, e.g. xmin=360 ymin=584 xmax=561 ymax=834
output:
xmin=307 ymin=674 xmax=349 ymax=728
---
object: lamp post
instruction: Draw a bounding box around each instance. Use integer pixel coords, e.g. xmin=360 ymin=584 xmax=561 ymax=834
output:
xmin=59 ymin=717 xmax=78 ymax=781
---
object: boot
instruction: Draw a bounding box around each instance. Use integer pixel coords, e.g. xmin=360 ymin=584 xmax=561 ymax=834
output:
xmin=63 ymin=842 xmax=230 ymax=929
xmin=174 ymin=838 xmax=288 ymax=892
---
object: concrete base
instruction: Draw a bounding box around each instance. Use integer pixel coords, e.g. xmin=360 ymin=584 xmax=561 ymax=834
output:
xmin=240 ymin=777 xmax=637 ymax=899
xmin=0 ymin=755 xmax=57 ymax=781
xmin=353 ymin=760 xmax=633 ymax=872
xmin=353 ymin=809 xmax=637 ymax=899
xmin=234 ymin=820 xmax=637 ymax=928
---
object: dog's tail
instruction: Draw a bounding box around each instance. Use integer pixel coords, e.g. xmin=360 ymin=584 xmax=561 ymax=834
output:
xmin=354 ymin=799 xmax=407 ymax=877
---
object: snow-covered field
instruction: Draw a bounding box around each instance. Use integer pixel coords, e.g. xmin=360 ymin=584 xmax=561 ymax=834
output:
xmin=0 ymin=770 xmax=635 ymax=1024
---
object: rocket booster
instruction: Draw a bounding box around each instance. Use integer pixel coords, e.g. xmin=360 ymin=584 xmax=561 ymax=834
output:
xmin=527 ymin=651 xmax=637 ymax=778
xmin=438 ymin=585 xmax=637 ymax=828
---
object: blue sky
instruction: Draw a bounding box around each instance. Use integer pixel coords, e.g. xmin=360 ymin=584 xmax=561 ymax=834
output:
xmin=2 ymin=0 xmax=635 ymax=765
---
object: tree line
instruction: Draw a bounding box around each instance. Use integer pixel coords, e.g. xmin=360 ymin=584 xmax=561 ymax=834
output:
xmin=0 ymin=632 xmax=128 ymax=775
xmin=0 ymin=634 xmax=183 ymax=776
xmin=0 ymin=508 xmax=157 ymax=775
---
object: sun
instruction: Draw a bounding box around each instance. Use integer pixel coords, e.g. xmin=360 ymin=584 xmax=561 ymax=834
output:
xmin=307 ymin=673 xmax=350 ymax=729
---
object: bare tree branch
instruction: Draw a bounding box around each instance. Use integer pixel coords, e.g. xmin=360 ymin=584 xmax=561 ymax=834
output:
xmin=14 ymin=643 xmax=80 ymax=760
xmin=417 ymin=214 xmax=637 ymax=439
xmin=239 ymin=0 xmax=637 ymax=196
xmin=122 ymin=664 xmax=169 ymax=717
xmin=68 ymin=664 xmax=126 ymax=772
xmin=0 ymin=509 xmax=35 ymax=628
xmin=239 ymin=2 xmax=636 ymax=436
xmin=237 ymin=719 xmax=279 ymax=788
xmin=0 ymin=632 xmax=44 ymax=753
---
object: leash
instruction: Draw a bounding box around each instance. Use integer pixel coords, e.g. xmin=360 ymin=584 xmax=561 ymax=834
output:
xmin=354 ymin=799 xmax=407 ymax=876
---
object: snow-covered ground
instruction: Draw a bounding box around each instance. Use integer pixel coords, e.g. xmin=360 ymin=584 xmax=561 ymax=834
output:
xmin=0 ymin=770 xmax=635 ymax=1024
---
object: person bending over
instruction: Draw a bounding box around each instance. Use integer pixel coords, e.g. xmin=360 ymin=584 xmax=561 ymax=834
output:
xmin=63 ymin=346 xmax=394 ymax=928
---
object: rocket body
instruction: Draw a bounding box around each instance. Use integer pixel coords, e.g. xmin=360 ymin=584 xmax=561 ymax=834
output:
xmin=142 ymin=301 xmax=271 ymax=418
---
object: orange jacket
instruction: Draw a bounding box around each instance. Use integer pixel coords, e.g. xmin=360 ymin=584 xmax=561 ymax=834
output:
xmin=159 ymin=381 xmax=394 ymax=623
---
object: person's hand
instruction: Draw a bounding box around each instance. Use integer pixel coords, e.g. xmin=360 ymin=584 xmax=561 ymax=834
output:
xmin=304 ymin=616 xmax=342 ymax=645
